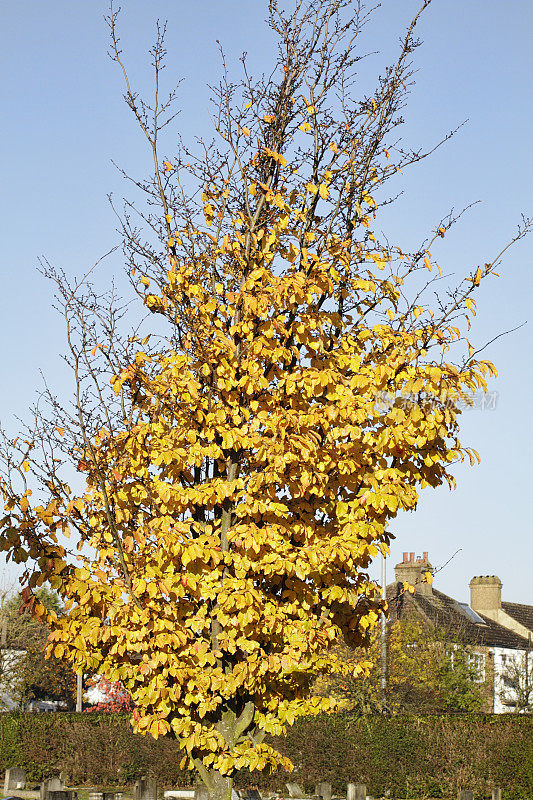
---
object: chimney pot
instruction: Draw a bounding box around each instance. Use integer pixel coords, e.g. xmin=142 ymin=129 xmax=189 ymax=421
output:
xmin=394 ymin=553 xmax=433 ymax=596
xmin=423 ymin=551 xmax=428 ymax=561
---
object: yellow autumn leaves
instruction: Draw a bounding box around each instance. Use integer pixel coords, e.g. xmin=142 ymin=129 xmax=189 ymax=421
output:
xmin=0 ymin=116 xmax=496 ymax=781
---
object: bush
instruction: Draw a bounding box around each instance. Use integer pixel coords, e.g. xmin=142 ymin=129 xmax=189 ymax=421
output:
xmin=0 ymin=712 xmax=530 ymax=797
xmin=0 ymin=713 xmax=188 ymax=786
xmin=260 ymin=713 xmax=533 ymax=799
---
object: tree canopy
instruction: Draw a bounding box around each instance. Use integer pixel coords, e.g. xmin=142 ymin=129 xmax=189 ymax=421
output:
xmin=0 ymin=589 xmax=76 ymax=710
xmin=314 ymin=617 xmax=485 ymax=714
xmin=0 ymin=1 xmax=529 ymax=798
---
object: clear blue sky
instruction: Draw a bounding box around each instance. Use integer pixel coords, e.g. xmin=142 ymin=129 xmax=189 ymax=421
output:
xmin=1 ymin=1 xmax=532 ymax=602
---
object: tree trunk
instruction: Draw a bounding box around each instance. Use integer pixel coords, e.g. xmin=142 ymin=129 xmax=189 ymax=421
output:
xmin=208 ymin=770 xmax=233 ymax=800
xmin=195 ymin=767 xmax=233 ymax=800
xmin=194 ymin=702 xmax=255 ymax=800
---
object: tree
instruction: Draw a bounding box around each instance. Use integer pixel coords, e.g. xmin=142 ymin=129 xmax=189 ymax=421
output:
xmin=313 ymin=616 xmax=484 ymax=714
xmin=84 ymin=676 xmax=135 ymax=713
xmin=499 ymin=644 xmax=533 ymax=714
xmin=0 ymin=586 xmax=17 ymax=708
xmin=1 ymin=589 xmax=76 ymax=710
xmin=0 ymin=1 xmax=529 ymax=798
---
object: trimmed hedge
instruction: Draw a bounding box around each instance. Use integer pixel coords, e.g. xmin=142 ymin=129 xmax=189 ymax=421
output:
xmin=0 ymin=712 xmax=531 ymax=798
xmin=262 ymin=712 xmax=533 ymax=799
xmin=0 ymin=713 xmax=187 ymax=786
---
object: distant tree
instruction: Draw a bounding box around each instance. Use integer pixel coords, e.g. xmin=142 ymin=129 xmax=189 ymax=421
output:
xmin=84 ymin=676 xmax=135 ymax=713
xmin=3 ymin=588 xmax=76 ymax=710
xmin=315 ymin=617 xmax=484 ymax=713
xmin=435 ymin=639 xmax=485 ymax=713
xmin=499 ymin=644 xmax=533 ymax=714
xmin=0 ymin=587 xmax=15 ymax=708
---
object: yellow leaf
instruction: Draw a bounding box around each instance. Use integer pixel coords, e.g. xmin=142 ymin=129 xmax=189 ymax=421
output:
xmin=22 ymin=461 xmax=30 ymax=473
xmin=319 ymin=184 xmax=329 ymax=200
xmin=242 ymin=126 xmax=251 ymax=137
xmin=473 ymin=267 xmax=482 ymax=286
xmin=328 ymin=142 xmax=339 ymax=153
xmin=34 ymin=602 xmax=46 ymax=618
xmin=299 ymin=122 xmax=312 ymax=132
xmin=163 ymin=161 xmax=172 ymax=171
xmin=424 ymin=257 xmax=432 ymax=272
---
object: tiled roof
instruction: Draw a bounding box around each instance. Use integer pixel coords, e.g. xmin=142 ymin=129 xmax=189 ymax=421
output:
xmin=386 ymin=583 xmax=529 ymax=650
xmin=501 ymin=601 xmax=533 ymax=636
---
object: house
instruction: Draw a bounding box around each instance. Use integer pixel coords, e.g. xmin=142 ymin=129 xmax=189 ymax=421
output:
xmin=387 ymin=552 xmax=532 ymax=713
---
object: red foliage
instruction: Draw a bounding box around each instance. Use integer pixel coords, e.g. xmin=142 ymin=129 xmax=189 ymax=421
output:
xmin=84 ymin=676 xmax=135 ymax=713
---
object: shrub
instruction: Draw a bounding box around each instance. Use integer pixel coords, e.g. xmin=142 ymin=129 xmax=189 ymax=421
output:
xmin=0 ymin=712 xmax=530 ymax=797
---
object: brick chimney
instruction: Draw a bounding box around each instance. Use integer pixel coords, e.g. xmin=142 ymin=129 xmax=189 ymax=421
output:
xmin=469 ymin=575 xmax=502 ymax=612
xmin=394 ymin=551 xmax=433 ymax=596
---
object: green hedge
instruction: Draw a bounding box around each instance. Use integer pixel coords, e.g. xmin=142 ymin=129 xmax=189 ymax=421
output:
xmin=0 ymin=713 xmax=187 ymax=787
xmin=262 ymin=712 xmax=533 ymax=799
xmin=0 ymin=712 xmax=531 ymax=798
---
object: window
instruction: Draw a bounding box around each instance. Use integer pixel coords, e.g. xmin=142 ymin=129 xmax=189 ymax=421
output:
xmin=468 ymin=651 xmax=485 ymax=683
